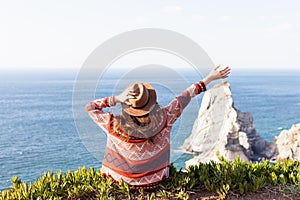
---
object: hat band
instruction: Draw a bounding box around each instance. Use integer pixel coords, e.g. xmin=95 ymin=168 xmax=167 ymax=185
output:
xmin=132 ymin=95 xmax=150 ymax=109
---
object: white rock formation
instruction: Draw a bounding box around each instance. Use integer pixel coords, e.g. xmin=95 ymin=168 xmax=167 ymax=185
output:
xmin=183 ymin=82 xmax=274 ymax=168
xmin=275 ymin=124 xmax=300 ymax=161
xmin=183 ymin=81 xmax=300 ymax=168
xmin=183 ymin=82 xmax=248 ymax=165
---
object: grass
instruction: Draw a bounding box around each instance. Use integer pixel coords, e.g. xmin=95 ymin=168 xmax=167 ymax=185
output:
xmin=1 ymin=157 xmax=300 ymax=200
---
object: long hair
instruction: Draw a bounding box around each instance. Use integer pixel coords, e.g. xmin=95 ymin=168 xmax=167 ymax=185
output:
xmin=129 ymin=113 xmax=151 ymax=127
xmin=111 ymin=104 xmax=164 ymax=142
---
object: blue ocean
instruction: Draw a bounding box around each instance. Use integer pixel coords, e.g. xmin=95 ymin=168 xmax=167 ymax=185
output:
xmin=1 ymin=68 xmax=300 ymax=191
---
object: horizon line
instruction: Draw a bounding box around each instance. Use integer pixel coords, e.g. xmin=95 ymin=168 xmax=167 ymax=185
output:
xmin=1 ymin=66 xmax=300 ymax=71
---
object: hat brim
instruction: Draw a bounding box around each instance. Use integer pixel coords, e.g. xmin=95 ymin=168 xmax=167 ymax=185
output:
xmin=122 ymin=82 xmax=157 ymax=117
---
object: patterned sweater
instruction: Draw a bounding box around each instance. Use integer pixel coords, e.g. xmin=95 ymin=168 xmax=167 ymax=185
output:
xmin=86 ymin=82 xmax=206 ymax=189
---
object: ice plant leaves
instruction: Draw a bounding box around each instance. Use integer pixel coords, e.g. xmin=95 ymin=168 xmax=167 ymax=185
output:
xmin=1 ymin=158 xmax=300 ymax=199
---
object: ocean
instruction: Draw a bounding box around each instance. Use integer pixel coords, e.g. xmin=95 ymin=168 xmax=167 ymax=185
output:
xmin=1 ymin=68 xmax=300 ymax=191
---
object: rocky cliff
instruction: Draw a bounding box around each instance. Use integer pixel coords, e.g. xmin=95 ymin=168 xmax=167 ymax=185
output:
xmin=183 ymin=82 xmax=300 ymax=168
xmin=275 ymin=124 xmax=300 ymax=161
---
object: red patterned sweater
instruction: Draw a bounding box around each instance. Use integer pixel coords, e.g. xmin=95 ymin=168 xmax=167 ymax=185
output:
xmin=86 ymin=82 xmax=206 ymax=188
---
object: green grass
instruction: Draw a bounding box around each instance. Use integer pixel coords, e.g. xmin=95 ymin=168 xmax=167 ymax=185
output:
xmin=1 ymin=157 xmax=300 ymax=200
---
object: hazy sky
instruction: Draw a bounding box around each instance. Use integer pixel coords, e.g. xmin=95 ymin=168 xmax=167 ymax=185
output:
xmin=1 ymin=0 xmax=300 ymax=70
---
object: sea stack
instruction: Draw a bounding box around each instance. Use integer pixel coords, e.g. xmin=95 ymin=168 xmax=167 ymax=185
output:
xmin=275 ymin=124 xmax=300 ymax=161
xmin=183 ymin=82 xmax=276 ymax=168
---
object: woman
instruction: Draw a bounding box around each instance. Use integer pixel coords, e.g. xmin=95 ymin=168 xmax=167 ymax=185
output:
xmin=86 ymin=65 xmax=231 ymax=189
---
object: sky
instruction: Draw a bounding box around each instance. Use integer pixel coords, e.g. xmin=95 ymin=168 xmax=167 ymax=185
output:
xmin=1 ymin=0 xmax=300 ymax=71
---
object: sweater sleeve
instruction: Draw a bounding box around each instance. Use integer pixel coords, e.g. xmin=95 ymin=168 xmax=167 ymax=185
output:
xmin=85 ymin=96 xmax=116 ymax=132
xmin=164 ymin=81 xmax=206 ymax=125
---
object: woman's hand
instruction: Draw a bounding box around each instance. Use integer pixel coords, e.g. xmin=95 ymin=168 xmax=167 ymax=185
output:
xmin=203 ymin=65 xmax=231 ymax=86
xmin=115 ymin=84 xmax=139 ymax=105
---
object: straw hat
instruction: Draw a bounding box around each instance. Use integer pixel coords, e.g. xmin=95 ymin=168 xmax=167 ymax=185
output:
xmin=122 ymin=82 xmax=157 ymax=117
